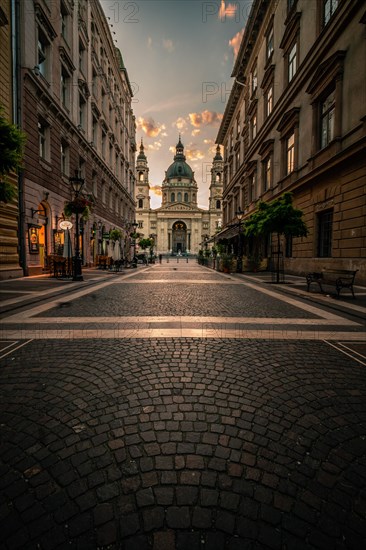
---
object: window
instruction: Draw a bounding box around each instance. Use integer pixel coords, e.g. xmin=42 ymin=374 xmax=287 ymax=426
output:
xmin=317 ymin=210 xmax=333 ymax=257
xmin=139 ymin=172 xmax=144 ymax=181
xmin=138 ymin=199 xmax=143 ymax=208
xmin=92 ymin=171 xmax=98 ymax=197
xmin=60 ymin=140 xmax=69 ymax=175
xmin=320 ymin=90 xmax=335 ymax=148
xmin=216 ymin=173 xmax=221 ymax=182
xmin=251 ymin=63 xmax=257 ymax=95
xmin=102 ymin=130 xmax=106 ymax=159
xmin=38 ymin=29 xmax=49 ymax=78
xmin=251 ymin=114 xmax=257 ymax=141
xmin=79 ymin=39 xmax=86 ymax=74
xmin=266 ymin=26 xmax=274 ymax=61
xmin=216 ymin=199 xmax=221 ymax=209
xmin=285 ymin=235 xmax=293 ymax=258
xmin=60 ymin=65 xmax=70 ymax=108
xmin=92 ymin=118 xmax=98 ymax=146
xmin=288 ymin=42 xmax=297 ymax=82
xmin=38 ymin=120 xmax=48 ymax=160
xmin=263 ymin=157 xmax=272 ymax=192
xmin=265 ymin=85 xmax=273 ymax=117
xmin=236 ymin=115 xmax=241 ymax=135
xmin=79 ymin=94 xmax=86 ymax=129
xmin=60 ymin=1 xmax=69 ymax=42
xmin=249 ymin=172 xmax=256 ymax=202
xmin=177 ymin=192 xmax=182 ymax=202
xmin=184 ymin=193 xmax=189 ymax=202
xmin=138 ymin=221 xmax=143 ymax=229
xmin=171 ymin=192 xmax=175 ymax=202
xmin=323 ymin=0 xmax=339 ymax=26
xmin=101 ymin=182 xmax=106 ymax=203
xmin=115 ymin=194 xmax=119 ymax=214
xmin=236 ymin=150 xmax=240 ymax=170
xmin=109 ymin=188 xmax=113 ymax=210
xmin=286 ymin=133 xmax=295 ymax=174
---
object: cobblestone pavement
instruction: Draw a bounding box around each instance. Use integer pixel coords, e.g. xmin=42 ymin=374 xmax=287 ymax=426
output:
xmin=0 ymin=263 xmax=366 ymax=549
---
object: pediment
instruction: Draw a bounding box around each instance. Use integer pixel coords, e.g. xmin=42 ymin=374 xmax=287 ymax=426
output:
xmin=156 ymin=202 xmax=203 ymax=213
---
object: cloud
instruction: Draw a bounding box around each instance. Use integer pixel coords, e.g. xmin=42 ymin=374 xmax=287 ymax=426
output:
xmin=150 ymin=185 xmax=162 ymax=197
xmin=219 ymin=0 xmax=238 ymax=20
xmin=137 ymin=117 xmax=166 ymax=138
xmin=163 ymin=39 xmax=175 ymax=53
xmin=229 ymin=28 xmax=244 ymax=58
xmin=191 ymin=129 xmax=201 ymax=136
xmin=147 ymin=141 xmax=162 ymax=151
xmin=185 ymin=147 xmax=205 ymax=162
xmin=188 ymin=110 xmax=223 ymax=128
xmin=174 ymin=117 xmax=187 ymax=131
xmin=147 ymin=36 xmax=152 ymax=50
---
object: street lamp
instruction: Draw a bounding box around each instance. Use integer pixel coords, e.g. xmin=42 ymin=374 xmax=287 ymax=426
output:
xmin=236 ymin=207 xmax=244 ymax=273
xmin=132 ymin=220 xmax=138 ymax=264
xmin=69 ymin=171 xmax=85 ymax=281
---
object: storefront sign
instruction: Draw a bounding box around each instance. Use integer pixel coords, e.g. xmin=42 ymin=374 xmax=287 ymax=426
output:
xmin=59 ymin=220 xmax=73 ymax=230
xmin=28 ymin=227 xmax=39 ymax=254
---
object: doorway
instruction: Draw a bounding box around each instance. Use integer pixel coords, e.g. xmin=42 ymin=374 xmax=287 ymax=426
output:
xmin=172 ymin=221 xmax=187 ymax=253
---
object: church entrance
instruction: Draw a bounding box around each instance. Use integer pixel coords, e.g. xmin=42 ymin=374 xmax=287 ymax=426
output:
xmin=172 ymin=221 xmax=187 ymax=254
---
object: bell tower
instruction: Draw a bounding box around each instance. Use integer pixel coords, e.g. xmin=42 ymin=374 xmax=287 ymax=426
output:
xmin=135 ymin=139 xmax=151 ymax=212
xmin=209 ymin=145 xmax=223 ymax=212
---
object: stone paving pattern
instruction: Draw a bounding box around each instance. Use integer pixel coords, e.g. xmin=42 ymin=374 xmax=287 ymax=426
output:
xmin=1 ymin=339 xmax=366 ymax=549
xmin=36 ymin=283 xmax=316 ymax=319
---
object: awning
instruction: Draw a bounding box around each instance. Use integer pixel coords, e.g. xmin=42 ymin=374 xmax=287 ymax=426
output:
xmin=209 ymin=224 xmax=240 ymax=243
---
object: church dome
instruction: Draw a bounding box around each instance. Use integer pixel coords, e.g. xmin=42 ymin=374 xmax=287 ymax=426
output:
xmin=165 ymin=137 xmax=194 ymax=180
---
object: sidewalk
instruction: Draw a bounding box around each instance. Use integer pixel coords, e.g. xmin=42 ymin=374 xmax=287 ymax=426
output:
xmin=232 ymin=271 xmax=366 ymax=320
xmin=0 ymin=266 xmax=146 ymax=315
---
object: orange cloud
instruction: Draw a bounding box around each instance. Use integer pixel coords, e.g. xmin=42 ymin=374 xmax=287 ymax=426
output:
xmin=147 ymin=141 xmax=162 ymax=151
xmin=185 ymin=147 xmax=204 ymax=162
xmin=188 ymin=110 xmax=223 ymax=128
xmin=150 ymin=185 xmax=162 ymax=197
xmin=229 ymin=28 xmax=244 ymax=58
xmin=174 ymin=117 xmax=187 ymax=131
xmin=137 ymin=117 xmax=165 ymax=138
xmin=219 ymin=0 xmax=237 ymax=20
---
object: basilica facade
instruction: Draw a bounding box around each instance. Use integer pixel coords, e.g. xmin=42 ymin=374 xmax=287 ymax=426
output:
xmin=135 ymin=139 xmax=223 ymax=255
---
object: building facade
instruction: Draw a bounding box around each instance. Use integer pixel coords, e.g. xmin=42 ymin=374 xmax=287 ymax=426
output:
xmin=19 ymin=0 xmax=136 ymax=275
xmin=0 ymin=0 xmax=22 ymax=279
xmin=135 ymin=139 xmax=223 ymax=255
xmin=217 ymin=0 xmax=366 ymax=283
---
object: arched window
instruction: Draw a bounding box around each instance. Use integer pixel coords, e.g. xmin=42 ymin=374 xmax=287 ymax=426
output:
xmin=139 ymin=172 xmax=144 ymax=181
xmin=184 ymin=193 xmax=188 ymax=202
xmin=177 ymin=192 xmax=182 ymax=202
xmin=171 ymin=192 xmax=175 ymax=202
xmin=216 ymin=199 xmax=221 ymax=209
xmin=138 ymin=198 xmax=143 ymax=208
xmin=216 ymin=173 xmax=221 ymax=182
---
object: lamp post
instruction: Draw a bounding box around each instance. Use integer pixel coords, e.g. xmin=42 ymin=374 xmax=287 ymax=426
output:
xmin=132 ymin=220 xmax=138 ymax=264
xmin=97 ymin=220 xmax=102 ymax=255
xmin=69 ymin=171 xmax=85 ymax=281
xmin=235 ymin=207 xmax=244 ymax=273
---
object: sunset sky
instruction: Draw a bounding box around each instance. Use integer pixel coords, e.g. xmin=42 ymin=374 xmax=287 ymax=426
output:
xmin=100 ymin=0 xmax=253 ymax=208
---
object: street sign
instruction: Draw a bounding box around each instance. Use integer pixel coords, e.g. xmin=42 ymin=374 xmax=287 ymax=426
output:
xmin=59 ymin=220 xmax=73 ymax=230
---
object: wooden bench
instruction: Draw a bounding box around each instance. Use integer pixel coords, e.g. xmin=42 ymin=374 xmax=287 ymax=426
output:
xmin=306 ymin=269 xmax=358 ymax=298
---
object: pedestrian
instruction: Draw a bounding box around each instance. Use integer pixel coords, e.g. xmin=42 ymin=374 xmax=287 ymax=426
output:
xmin=159 ymin=254 xmax=162 ymax=263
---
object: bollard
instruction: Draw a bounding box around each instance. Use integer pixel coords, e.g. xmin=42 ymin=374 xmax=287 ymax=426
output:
xmin=167 ymin=256 xmax=169 ymax=263
xmin=186 ymin=257 xmax=188 ymax=263
xmin=177 ymin=257 xmax=179 ymax=263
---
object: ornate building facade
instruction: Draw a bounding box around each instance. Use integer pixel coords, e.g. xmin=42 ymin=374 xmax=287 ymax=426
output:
xmin=217 ymin=0 xmax=366 ymax=283
xmin=135 ymin=139 xmax=223 ymax=255
xmin=0 ymin=0 xmax=22 ymax=279
xmin=19 ymin=0 xmax=136 ymax=275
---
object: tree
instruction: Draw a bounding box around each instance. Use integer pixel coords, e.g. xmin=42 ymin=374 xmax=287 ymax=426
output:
xmin=138 ymin=237 xmax=153 ymax=250
xmin=245 ymin=192 xmax=308 ymax=282
xmin=0 ymin=105 xmax=26 ymax=203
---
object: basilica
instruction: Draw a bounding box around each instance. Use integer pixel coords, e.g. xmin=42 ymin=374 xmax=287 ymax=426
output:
xmin=135 ymin=138 xmax=223 ymax=255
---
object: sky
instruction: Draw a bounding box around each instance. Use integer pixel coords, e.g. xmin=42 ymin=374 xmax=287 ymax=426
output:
xmin=100 ymin=0 xmax=253 ymax=208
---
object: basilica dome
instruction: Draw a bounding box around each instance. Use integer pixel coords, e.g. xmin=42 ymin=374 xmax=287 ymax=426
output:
xmin=165 ymin=137 xmax=194 ymax=181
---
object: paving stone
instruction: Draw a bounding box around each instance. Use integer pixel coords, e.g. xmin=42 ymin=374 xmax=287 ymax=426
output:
xmin=166 ymin=506 xmax=191 ymax=528
xmin=153 ymin=530 xmax=176 ymax=550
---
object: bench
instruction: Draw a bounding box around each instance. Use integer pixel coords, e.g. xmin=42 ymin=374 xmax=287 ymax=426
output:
xmin=306 ymin=269 xmax=358 ymax=298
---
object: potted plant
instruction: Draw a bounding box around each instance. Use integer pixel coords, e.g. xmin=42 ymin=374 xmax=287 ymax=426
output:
xmin=221 ymin=253 xmax=233 ymax=273
xmin=64 ymin=196 xmax=93 ymax=220
xmin=110 ymin=229 xmax=122 ymax=242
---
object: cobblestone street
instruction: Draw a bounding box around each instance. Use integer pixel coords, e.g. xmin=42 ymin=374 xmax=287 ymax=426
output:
xmin=1 ymin=263 xmax=366 ymax=549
